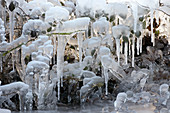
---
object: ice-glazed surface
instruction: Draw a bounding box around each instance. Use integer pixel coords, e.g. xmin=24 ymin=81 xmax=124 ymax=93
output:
xmin=55 ymin=17 xmax=90 ymax=33
xmin=0 ymin=0 xmax=170 ymax=112
xmin=0 ymin=109 xmax=11 ymax=113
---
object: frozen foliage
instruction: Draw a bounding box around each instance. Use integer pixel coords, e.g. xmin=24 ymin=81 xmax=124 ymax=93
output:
xmin=0 ymin=0 xmax=170 ymax=111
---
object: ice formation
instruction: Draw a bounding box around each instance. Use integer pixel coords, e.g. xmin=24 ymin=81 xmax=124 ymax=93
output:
xmin=114 ymin=92 xmax=127 ymax=111
xmin=0 ymin=0 xmax=170 ymax=111
xmin=0 ymin=82 xmax=29 ymax=110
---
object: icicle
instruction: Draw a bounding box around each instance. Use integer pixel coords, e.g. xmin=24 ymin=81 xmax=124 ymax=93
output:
xmin=77 ymin=32 xmax=83 ymax=69
xmin=132 ymin=37 xmax=135 ymax=67
xmin=150 ymin=9 xmax=155 ymax=46
xmin=124 ymin=42 xmax=128 ymax=65
xmin=104 ymin=67 xmax=108 ymax=95
xmin=91 ymin=22 xmax=93 ymax=38
xmin=0 ymin=57 xmax=2 ymax=72
xmin=57 ymin=35 xmax=70 ymax=100
xmin=53 ymin=36 xmax=57 ymax=64
xmin=129 ymin=38 xmax=131 ymax=56
xmin=140 ymin=36 xmax=142 ymax=53
xmin=132 ymin=3 xmax=138 ymax=33
xmin=9 ymin=11 xmax=15 ymax=71
xmin=120 ymin=38 xmax=123 ymax=54
xmin=116 ymin=39 xmax=120 ymax=65
xmin=137 ymin=38 xmax=140 ymax=55
xmin=85 ymin=29 xmax=88 ymax=39
xmin=9 ymin=11 xmax=14 ymax=42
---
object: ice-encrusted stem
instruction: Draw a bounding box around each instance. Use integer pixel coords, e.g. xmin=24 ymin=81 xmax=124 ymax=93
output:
xmin=132 ymin=37 xmax=135 ymax=67
xmin=104 ymin=67 xmax=109 ymax=95
xmin=57 ymin=35 xmax=69 ymax=100
xmin=137 ymin=37 xmax=140 ymax=55
xmin=9 ymin=11 xmax=15 ymax=71
xmin=124 ymin=42 xmax=128 ymax=65
xmin=77 ymin=32 xmax=84 ymax=69
xmin=115 ymin=38 xmax=120 ymax=65
xmin=150 ymin=9 xmax=155 ymax=46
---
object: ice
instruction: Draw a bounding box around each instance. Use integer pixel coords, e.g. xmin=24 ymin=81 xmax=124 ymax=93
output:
xmin=48 ymin=0 xmax=61 ymax=6
xmin=101 ymin=34 xmax=113 ymax=50
xmin=159 ymin=84 xmax=170 ymax=105
xmin=82 ymin=56 xmax=93 ymax=67
xmin=36 ymin=54 xmax=50 ymax=65
xmin=77 ymin=32 xmax=84 ymax=69
xmin=114 ymin=92 xmax=127 ymax=111
xmin=116 ymin=38 xmax=121 ymax=65
xmin=45 ymin=6 xmax=69 ymax=23
xmin=55 ymin=17 xmax=90 ymax=33
xmin=101 ymin=55 xmax=125 ymax=81
xmin=22 ymin=20 xmax=49 ymax=36
xmin=160 ymin=108 xmax=169 ymax=113
xmin=104 ymin=3 xmax=128 ymax=20
xmin=80 ymin=70 xmax=96 ymax=78
xmin=92 ymin=17 xmax=109 ymax=37
xmin=87 ymin=37 xmax=101 ymax=49
xmin=136 ymin=0 xmax=159 ymax=46
xmin=0 ymin=109 xmax=11 ymax=113
xmin=140 ymin=76 xmax=148 ymax=91
xmin=76 ymin=0 xmax=106 ymax=18
xmin=132 ymin=37 xmax=135 ymax=67
xmin=0 ymin=82 xmax=29 ymax=110
xmin=112 ymin=25 xmax=130 ymax=65
xmin=124 ymin=42 xmax=128 ymax=64
xmin=57 ymin=35 xmax=71 ymax=100
xmin=0 ymin=18 xmax=6 ymax=43
xmin=137 ymin=37 xmax=140 ymax=55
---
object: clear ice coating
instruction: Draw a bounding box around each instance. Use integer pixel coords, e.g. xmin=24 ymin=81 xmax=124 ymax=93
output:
xmin=0 ymin=0 xmax=170 ymax=112
xmin=114 ymin=92 xmax=127 ymax=111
